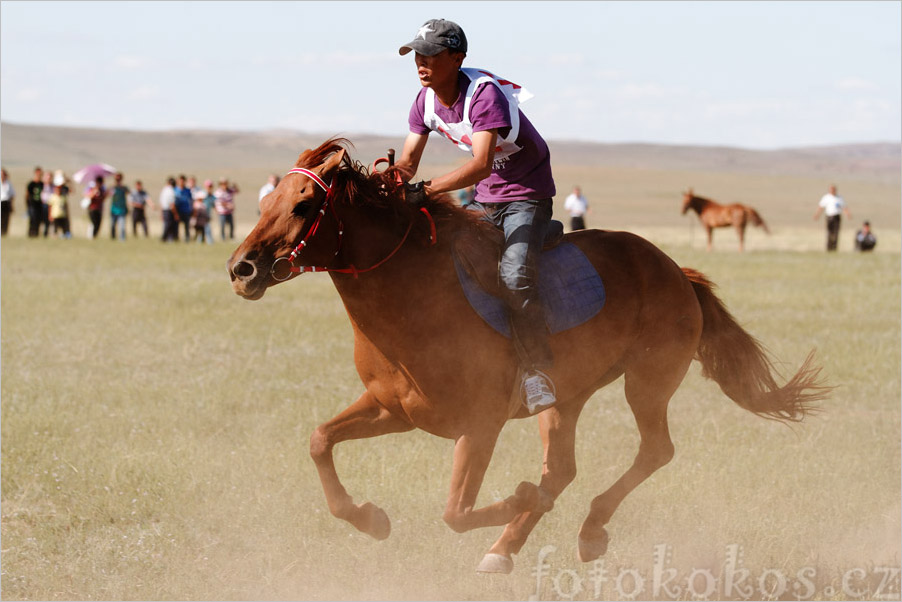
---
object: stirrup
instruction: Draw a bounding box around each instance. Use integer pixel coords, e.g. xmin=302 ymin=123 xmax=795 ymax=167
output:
xmin=520 ymin=370 xmax=557 ymax=414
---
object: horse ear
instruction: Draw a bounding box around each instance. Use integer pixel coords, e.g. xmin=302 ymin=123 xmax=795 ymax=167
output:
xmin=317 ymin=148 xmax=346 ymax=180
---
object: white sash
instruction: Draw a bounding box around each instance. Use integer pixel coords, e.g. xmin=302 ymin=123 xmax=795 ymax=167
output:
xmin=424 ymin=67 xmax=533 ymax=163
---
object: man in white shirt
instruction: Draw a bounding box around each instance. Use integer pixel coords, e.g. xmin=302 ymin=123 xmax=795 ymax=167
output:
xmin=258 ymin=174 xmax=280 ymax=203
xmin=159 ymin=177 xmax=178 ymax=242
xmin=1 ymin=168 xmax=14 ymax=236
xmin=563 ymin=186 xmax=590 ymax=231
xmin=813 ymin=184 xmax=851 ymax=251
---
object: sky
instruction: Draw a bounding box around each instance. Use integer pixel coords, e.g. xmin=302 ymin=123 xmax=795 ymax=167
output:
xmin=1 ymin=1 xmax=900 ymax=150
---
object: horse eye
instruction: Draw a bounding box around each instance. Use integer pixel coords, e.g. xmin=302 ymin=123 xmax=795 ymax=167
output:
xmin=293 ymin=200 xmax=313 ymax=217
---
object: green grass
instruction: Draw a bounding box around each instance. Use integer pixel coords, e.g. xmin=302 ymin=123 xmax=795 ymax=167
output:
xmin=1 ymin=231 xmax=899 ymax=600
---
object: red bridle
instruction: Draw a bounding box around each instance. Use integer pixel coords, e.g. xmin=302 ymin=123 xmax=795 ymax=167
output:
xmin=270 ymin=166 xmax=435 ymax=281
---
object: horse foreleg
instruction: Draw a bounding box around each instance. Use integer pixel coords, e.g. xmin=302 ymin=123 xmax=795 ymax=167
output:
xmin=309 ymin=391 xmax=413 ymax=540
xmin=705 ymin=226 xmax=714 ymax=252
xmin=478 ymin=401 xmax=585 ymax=574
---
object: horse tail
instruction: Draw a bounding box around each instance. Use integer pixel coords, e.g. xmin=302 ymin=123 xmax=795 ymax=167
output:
xmin=747 ymin=208 xmax=770 ymax=233
xmin=682 ymin=267 xmax=829 ymax=422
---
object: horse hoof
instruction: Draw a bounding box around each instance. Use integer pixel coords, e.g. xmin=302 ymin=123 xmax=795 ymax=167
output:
xmin=358 ymin=502 xmax=391 ymax=540
xmin=476 ymin=553 xmax=514 ymax=574
xmin=577 ymin=530 xmax=609 ymax=562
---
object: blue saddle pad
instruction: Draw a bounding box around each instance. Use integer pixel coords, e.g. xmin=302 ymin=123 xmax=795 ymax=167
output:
xmin=453 ymin=242 xmax=606 ymax=338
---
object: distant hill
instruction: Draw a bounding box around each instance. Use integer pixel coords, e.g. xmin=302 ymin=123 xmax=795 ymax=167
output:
xmin=2 ymin=121 xmax=899 ymax=183
xmin=545 ymin=140 xmax=901 ymax=182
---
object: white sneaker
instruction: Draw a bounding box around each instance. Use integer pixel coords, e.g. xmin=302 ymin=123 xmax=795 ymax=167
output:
xmin=521 ymin=370 xmax=557 ymax=414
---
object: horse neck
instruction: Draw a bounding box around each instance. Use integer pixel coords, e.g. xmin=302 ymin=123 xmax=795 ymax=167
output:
xmin=328 ymin=200 xmax=469 ymax=310
xmin=690 ymin=196 xmax=713 ymax=213
xmin=330 ymin=204 xmax=411 ymax=273
xmin=323 ymin=172 xmax=476 ymax=305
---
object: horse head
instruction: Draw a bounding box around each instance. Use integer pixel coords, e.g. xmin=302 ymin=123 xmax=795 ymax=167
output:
xmin=681 ymin=188 xmax=696 ymax=215
xmin=228 ymin=143 xmax=346 ymax=300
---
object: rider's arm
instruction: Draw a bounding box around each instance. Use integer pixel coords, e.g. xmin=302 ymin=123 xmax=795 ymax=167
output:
xmin=397 ymin=132 xmax=429 ymax=183
xmin=424 ymin=129 xmax=497 ymax=195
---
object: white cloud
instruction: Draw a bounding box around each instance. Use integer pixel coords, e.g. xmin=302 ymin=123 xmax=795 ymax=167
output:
xmin=544 ymin=53 xmax=587 ymax=67
xmin=614 ymin=82 xmax=690 ymax=100
xmin=593 ymin=68 xmax=624 ymax=81
xmin=835 ymin=77 xmax=879 ymax=91
xmin=15 ymin=87 xmax=41 ymax=101
xmin=115 ymin=55 xmax=145 ymax=70
xmin=128 ymin=85 xmax=160 ymax=101
xmin=294 ymin=51 xmax=394 ymax=68
xmin=703 ymin=99 xmax=789 ymax=118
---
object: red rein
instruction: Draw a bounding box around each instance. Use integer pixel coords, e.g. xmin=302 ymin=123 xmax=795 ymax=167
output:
xmin=272 ymin=166 xmax=436 ymax=281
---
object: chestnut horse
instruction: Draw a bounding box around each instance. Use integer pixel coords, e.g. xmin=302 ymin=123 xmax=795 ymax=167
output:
xmin=682 ymin=189 xmax=770 ymax=252
xmin=228 ymin=140 xmax=827 ymax=574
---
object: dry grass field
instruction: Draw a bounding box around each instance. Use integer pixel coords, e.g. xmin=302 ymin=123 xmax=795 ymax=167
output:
xmin=1 ymin=124 xmax=900 ymax=600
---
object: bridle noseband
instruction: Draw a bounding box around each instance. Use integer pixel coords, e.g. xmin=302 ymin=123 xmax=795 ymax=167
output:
xmin=269 ymin=165 xmax=435 ymax=281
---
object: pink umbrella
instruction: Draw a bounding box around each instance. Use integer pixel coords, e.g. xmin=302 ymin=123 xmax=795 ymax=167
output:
xmin=73 ymin=163 xmax=117 ymax=184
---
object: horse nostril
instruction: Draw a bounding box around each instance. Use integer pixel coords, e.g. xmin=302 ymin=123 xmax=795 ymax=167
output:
xmin=232 ymin=260 xmax=256 ymax=279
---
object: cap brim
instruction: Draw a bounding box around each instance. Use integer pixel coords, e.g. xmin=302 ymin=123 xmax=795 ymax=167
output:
xmin=398 ymin=39 xmax=446 ymax=56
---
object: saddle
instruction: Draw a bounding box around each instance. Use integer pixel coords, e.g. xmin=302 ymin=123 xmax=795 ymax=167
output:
xmin=451 ymin=220 xmax=606 ymax=338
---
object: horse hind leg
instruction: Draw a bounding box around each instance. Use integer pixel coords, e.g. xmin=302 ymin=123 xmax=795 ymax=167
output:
xmin=309 ymin=391 xmax=414 ymax=539
xmin=442 ymin=424 xmax=562 ymax=575
xmin=577 ymin=347 xmax=692 ymax=562
xmin=477 ymin=399 xmax=587 ymax=574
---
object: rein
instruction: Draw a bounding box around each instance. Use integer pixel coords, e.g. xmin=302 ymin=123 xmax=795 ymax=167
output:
xmin=270 ymin=166 xmax=436 ymax=281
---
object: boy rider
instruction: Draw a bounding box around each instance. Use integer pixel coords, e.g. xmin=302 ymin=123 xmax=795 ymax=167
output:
xmin=396 ymin=19 xmax=558 ymax=414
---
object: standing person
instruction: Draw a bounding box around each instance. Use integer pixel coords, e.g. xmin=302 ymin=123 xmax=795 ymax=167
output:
xmin=855 ymin=220 xmax=877 ymax=252
xmin=214 ymin=178 xmax=238 ymax=241
xmin=813 ymin=184 xmax=851 ymax=252
xmin=1 ymin=168 xmax=14 ymax=236
xmin=258 ymin=174 xmax=280 ymax=207
xmin=40 ymin=170 xmax=54 ymax=237
xmin=47 ymin=171 xmax=72 ymax=239
xmin=26 ymin=166 xmax=44 ymax=238
xmin=396 ymin=19 xmax=558 ymax=413
xmin=187 ymin=176 xmax=202 ymax=202
xmin=174 ymin=175 xmax=194 ymax=242
xmin=191 ymin=190 xmax=210 ymax=243
xmin=129 ymin=179 xmax=155 ymax=237
xmin=202 ymin=179 xmax=216 ymax=243
xmin=109 ymin=172 xmax=130 ymax=241
xmin=159 ymin=177 xmax=179 ymax=242
xmin=563 ymin=185 xmax=590 ymax=231
xmin=87 ymin=176 xmax=107 ymax=239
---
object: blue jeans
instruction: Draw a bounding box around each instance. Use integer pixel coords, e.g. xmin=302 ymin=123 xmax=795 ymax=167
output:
xmin=467 ymin=198 xmax=554 ymax=370
xmin=220 ymin=214 xmax=234 ymax=240
xmin=110 ymin=214 xmax=127 ymax=240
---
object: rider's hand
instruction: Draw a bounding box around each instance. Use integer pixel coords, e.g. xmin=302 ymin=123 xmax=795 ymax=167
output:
xmin=405 ymin=181 xmax=428 ymax=206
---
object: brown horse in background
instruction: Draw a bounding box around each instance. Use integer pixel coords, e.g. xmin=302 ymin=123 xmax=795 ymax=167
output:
xmin=227 ymin=139 xmax=828 ymax=574
xmin=682 ymin=189 xmax=770 ymax=251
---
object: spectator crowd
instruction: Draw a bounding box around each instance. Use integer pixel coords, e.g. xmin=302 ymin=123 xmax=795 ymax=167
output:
xmin=0 ymin=165 xmax=264 ymax=244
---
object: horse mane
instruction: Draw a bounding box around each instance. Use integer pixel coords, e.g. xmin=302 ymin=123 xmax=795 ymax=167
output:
xmin=296 ymin=137 xmax=492 ymax=240
xmin=685 ymin=193 xmax=716 ymax=214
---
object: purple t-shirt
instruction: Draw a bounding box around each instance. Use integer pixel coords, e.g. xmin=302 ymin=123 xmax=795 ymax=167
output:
xmin=408 ymin=71 xmax=556 ymax=203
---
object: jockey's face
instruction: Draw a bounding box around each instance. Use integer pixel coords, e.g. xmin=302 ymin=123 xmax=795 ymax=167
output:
xmin=414 ymin=49 xmax=464 ymax=91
